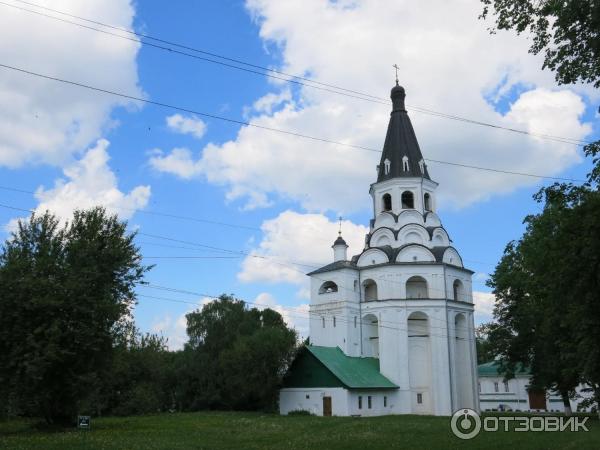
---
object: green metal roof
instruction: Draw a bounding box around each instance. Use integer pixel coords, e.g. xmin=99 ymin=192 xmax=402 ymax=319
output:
xmin=478 ymin=360 xmax=531 ymax=377
xmin=305 ymin=346 xmax=398 ymax=389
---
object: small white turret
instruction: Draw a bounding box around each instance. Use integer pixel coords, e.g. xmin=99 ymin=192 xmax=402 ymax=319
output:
xmin=332 ymin=234 xmax=348 ymax=262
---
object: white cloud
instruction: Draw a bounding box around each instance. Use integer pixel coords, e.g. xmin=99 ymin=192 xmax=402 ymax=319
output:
xmin=473 ymin=291 xmax=496 ymax=325
xmin=148 ymin=147 xmax=202 ymax=179
xmin=254 ymin=292 xmax=309 ymax=337
xmin=151 ymin=296 xmax=214 ymax=350
xmin=250 ymin=89 xmax=292 ymax=115
xmin=239 ymin=210 xmax=368 ymax=284
xmin=7 ymin=139 xmax=150 ymax=228
xmin=166 ymin=114 xmax=207 ymax=139
xmin=152 ymin=0 xmax=594 ymax=213
xmin=0 ymin=0 xmax=141 ymax=168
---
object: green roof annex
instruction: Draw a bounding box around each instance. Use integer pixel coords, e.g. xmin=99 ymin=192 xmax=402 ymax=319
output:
xmin=283 ymin=346 xmax=398 ymax=390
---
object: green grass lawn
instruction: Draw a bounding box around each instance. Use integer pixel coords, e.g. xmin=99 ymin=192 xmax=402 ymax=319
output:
xmin=1 ymin=412 xmax=598 ymax=450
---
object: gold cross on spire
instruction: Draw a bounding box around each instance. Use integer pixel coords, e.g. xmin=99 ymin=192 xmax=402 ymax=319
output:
xmin=338 ymin=216 xmax=343 ymax=236
xmin=392 ymin=63 xmax=399 ymax=86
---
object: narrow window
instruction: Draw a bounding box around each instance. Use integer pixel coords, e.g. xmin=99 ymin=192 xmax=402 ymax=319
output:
xmin=418 ymin=159 xmax=425 ymax=173
xmin=306 ymin=394 xmax=310 ymax=399
xmin=358 ymin=396 xmax=362 ymax=409
xmin=417 ymin=393 xmax=423 ymax=404
xmin=504 ymin=381 xmax=509 ymax=393
xmin=402 ymin=155 xmax=409 ymax=172
xmin=322 ymin=317 xmax=325 ymax=328
xmin=384 ymin=158 xmax=391 ymax=175
xmin=384 ymin=396 xmax=387 ymax=407
xmin=494 ymin=382 xmax=499 ymax=393
xmin=353 ymin=280 xmax=358 ymax=291
xmin=354 ymin=316 xmax=357 ymax=328
xmin=368 ymin=396 xmax=372 ymax=409
xmin=478 ymin=382 xmax=481 ymax=393
xmin=333 ymin=316 xmax=336 ymax=328
xmin=424 ymin=193 xmax=431 ymax=211
xmin=382 ymin=193 xmax=392 ymax=211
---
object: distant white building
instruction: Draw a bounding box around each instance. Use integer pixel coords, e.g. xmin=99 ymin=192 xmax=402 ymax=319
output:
xmin=478 ymin=361 xmax=593 ymax=413
xmin=280 ymin=83 xmax=479 ymax=417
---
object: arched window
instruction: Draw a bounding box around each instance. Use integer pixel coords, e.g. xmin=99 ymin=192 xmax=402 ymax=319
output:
xmin=319 ymin=281 xmax=338 ymax=294
xmin=453 ymin=279 xmax=464 ymax=301
xmin=384 ymin=158 xmax=391 ymax=175
xmin=401 ymin=191 xmax=414 ymax=209
xmin=402 ymin=155 xmax=409 ymax=172
xmin=406 ymin=276 xmax=428 ymax=299
xmin=424 ymin=193 xmax=431 ymax=211
xmin=382 ymin=193 xmax=392 ymax=211
xmin=363 ymin=279 xmax=378 ymax=301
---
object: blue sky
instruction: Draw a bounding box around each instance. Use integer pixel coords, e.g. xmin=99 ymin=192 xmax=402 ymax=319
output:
xmin=0 ymin=0 xmax=598 ymax=348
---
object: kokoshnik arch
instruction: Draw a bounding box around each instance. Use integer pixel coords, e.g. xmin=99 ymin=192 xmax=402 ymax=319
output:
xmin=279 ymin=82 xmax=478 ymax=417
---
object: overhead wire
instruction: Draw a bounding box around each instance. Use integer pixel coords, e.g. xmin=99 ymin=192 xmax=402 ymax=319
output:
xmin=0 ymin=63 xmax=588 ymax=184
xmin=0 ymin=201 xmax=483 ymax=340
xmin=1 ymin=0 xmax=592 ymax=147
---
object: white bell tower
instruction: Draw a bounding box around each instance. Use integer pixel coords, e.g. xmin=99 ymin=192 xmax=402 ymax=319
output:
xmin=305 ymin=82 xmax=479 ymax=416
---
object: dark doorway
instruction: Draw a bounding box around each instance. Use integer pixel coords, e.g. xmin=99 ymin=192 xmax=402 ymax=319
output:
xmin=528 ymin=390 xmax=547 ymax=410
xmin=323 ymin=396 xmax=332 ymax=416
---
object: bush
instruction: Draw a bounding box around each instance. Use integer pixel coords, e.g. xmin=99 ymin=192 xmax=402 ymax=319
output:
xmin=287 ymin=410 xmax=314 ymax=416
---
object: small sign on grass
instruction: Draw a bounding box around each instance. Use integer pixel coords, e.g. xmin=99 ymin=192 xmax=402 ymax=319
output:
xmin=77 ymin=415 xmax=91 ymax=430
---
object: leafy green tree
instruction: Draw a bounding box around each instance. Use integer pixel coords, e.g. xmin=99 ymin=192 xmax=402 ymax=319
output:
xmin=183 ymin=295 xmax=298 ymax=411
xmin=475 ymin=324 xmax=497 ymax=364
xmin=0 ymin=208 xmax=150 ymax=424
xmin=480 ymin=0 xmax=600 ymax=87
xmin=98 ymin=324 xmax=174 ymax=416
xmin=487 ymin=144 xmax=600 ymax=415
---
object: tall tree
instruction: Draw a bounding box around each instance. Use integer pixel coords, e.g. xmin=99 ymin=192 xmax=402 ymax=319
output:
xmin=487 ymin=144 xmax=600 ymax=415
xmin=0 ymin=208 xmax=150 ymax=424
xmin=480 ymin=0 xmax=600 ymax=87
xmin=183 ymin=295 xmax=298 ymax=411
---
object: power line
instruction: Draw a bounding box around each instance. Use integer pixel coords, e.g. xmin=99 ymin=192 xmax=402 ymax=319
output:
xmin=0 ymin=200 xmax=487 ymax=335
xmin=0 ymin=62 xmax=588 ymax=183
xmin=0 ymin=0 xmax=592 ymax=147
xmin=0 ymin=185 xmax=261 ymax=232
xmin=138 ymin=285 xmax=477 ymax=340
xmin=143 ymin=256 xmax=241 ymax=260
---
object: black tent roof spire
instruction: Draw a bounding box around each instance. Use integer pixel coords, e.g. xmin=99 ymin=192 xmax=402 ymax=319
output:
xmin=377 ymin=82 xmax=430 ymax=182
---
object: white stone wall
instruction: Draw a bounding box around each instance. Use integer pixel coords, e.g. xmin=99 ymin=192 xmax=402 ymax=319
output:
xmin=479 ymin=378 xmax=594 ymax=413
xmin=279 ymin=388 xmax=349 ymax=416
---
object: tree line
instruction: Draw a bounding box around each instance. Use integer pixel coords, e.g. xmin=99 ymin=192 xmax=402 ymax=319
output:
xmin=0 ymin=209 xmax=298 ymax=425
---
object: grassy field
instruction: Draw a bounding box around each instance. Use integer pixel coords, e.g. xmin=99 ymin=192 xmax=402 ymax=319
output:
xmin=1 ymin=411 xmax=599 ymax=450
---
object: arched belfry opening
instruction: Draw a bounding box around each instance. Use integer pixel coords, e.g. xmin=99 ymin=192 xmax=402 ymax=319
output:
xmin=363 ymin=279 xmax=378 ymax=301
xmin=424 ymin=193 xmax=431 ymax=211
xmin=406 ymin=276 xmax=428 ymax=299
xmin=401 ymin=191 xmax=414 ymax=209
xmin=382 ymin=193 xmax=392 ymax=211
xmin=362 ymin=313 xmax=379 ymax=357
xmin=319 ymin=281 xmax=338 ymax=294
xmin=453 ymin=279 xmax=464 ymax=301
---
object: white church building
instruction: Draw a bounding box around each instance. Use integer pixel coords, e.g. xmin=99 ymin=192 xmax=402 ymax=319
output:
xmin=279 ymin=82 xmax=479 ymax=417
